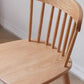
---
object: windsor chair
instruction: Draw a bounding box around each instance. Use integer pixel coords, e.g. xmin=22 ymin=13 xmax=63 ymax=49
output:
xmin=0 ymin=0 xmax=83 ymax=84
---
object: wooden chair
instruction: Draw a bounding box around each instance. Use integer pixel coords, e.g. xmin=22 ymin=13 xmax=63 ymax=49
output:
xmin=0 ymin=0 xmax=83 ymax=84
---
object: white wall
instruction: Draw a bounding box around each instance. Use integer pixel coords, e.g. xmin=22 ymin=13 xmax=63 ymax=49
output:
xmin=0 ymin=0 xmax=29 ymax=38
xmin=0 ymin=0 xmax=84 ymax=80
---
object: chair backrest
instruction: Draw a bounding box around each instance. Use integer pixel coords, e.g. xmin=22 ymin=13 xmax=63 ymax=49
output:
xmin=28 ymin=0 xmax=83 ymax=67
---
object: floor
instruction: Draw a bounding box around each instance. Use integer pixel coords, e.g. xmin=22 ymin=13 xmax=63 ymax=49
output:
xmin=0 ymin=25 xmax=84 ymax=84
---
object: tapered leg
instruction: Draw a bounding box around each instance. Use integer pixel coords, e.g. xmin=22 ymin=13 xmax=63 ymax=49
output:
xmin=63 ymin=73 xmax=70 ymax=84
xmin=43 ymin=81 xmax=50 ymax=84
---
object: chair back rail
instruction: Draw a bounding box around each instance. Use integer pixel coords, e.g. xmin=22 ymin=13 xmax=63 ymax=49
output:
xmin=28 ymin=0 xmax=83 ymax=67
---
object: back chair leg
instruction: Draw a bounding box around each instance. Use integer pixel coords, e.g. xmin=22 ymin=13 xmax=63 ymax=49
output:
xmin=43 ymin=82 xmax=50 ymax=84
xmin=63 ymin=72 xmax=70 ymax=84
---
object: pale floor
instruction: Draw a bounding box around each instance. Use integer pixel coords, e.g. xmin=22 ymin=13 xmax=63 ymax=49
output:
xmin=0 ymin=25 xmax=84 ymax=84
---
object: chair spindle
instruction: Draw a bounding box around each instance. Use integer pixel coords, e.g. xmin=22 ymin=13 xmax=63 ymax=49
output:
xmin=66 ymin=21 xmax=76 ymax=53
xmin=62 ymin=16 xmax=72 ymax=56
xmin=37 ymin=3 xmax=45 ymax=42
xmin=52 ymin=9 xmax=61 ymax=48
xmin=28 ymin=0 xmax=33 ymax=41
xmin=57 ymin=13 xmax=67 ymax=51
xmin=64 ymin=30 xmax=78 ymax=67
xmin=46 ymin=6 xmax=54 ymax=45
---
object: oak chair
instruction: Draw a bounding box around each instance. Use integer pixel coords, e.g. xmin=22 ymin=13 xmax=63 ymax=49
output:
xmin=0 ymin=0 xmax=83 ymax=84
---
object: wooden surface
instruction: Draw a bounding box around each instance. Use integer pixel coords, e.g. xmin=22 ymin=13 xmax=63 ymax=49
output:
xmin=62 ymin=16 xmax=72 ymax=56
xmin=0 ymin=40 xmax=71 ymax=84
xmin=37 ymin=3 xmax=45 ymax=42
xmin=28 ymin=0 xmax=83 ymax=66
xmin=37 ymin=0 xmax=83 ymax=31
xmin=52 ymin=9 xmax=61 ymax=48
xmin=57 ymin=13 xmax=67 ymax=52
xmin=0 ymin=0 xmax=83 ymax=83
xmin=63 ymin=73 xmax=70 ymax=84
xmin=66 ymin=21 xmax=76 ymax=53
xmin=0 ymin=26 xmax=83 ymax=84
xmin=64 ymin=30 xmax=78 ymax=67
xmin=28 ymin=0 xmax=33 ymax=41
xmin=27 ymin=0 xmax=83 ymax=83
xmin=46 ymin=6 xmax=54 ymax=45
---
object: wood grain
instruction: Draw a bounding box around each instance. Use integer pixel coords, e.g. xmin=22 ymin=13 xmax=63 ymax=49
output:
xmin=46 ymin=6 xmax=54 ymax=45
xmin=37 ymin=3 xmax=45 ymax=42
xmin=37 ymin=0 xmax=83 ymax=31
xmin=0 ymin=0 xmax=83 ymax=83
xmin=52 ymin=9 xmax=61 ymax=48
xmin=63 ymin=73 xmax=70 ymax=84
xmin=66 ymin=21 xmax=76 ymax=54
xmin=0 ymin=40 xmax=71 ymax=84
xmin=57 ymin=13 xmax=67 ymax=52
xmin=62 ymin=16 xmax=72 ymax=56
xmin=64 ymin=30 xmax=78 ymax=67
xmin=28 ymin=0 xmax=33 ymax=41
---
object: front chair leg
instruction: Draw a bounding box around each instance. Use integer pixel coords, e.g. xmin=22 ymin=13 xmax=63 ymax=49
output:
xmin=63 ymin=73 xmax=70 ymax=84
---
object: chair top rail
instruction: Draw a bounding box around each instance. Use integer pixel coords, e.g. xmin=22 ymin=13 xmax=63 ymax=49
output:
xmin=37 ymin=0 xmax=83 ymax=31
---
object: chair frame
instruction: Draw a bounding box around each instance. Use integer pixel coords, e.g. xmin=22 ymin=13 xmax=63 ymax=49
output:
xmin=28 ymin=0 xmax=83 ymax=83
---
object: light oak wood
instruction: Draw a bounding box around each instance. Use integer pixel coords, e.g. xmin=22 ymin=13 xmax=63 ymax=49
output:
xmin=57 ymin=13 xmax=67 ymax=52
xmin=37 ymin=3 xmax=45 ymax=42
xmin=0 ymin=40 xmax=71 ymax=84
xmin=64 ymin=30 xmax=78 ymax=67
xmin=37 ymin=0 xmax=83 ymax=31
xmin=63 ymin=73 xmax=70 ymax=84
xmin=28 ymin=0 xmax=33 ymax=41
xmin=66 ymin=21 xmax=76 ymax=54
xmin=27 ymin=0 xmax=83 ymax=83
xmin=46 ymin=6 xmax=54 ymax=45
xmin=62 ymin=16 xmax=72 ymax=56
xmin=52 ymin=9 xmax=61 ymax=48
xmin=0 ymin=0 xmax=83 ymax=84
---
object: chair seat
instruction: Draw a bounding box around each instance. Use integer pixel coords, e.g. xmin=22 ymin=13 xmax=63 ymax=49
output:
xmin=0 ymin=40 xmax=71 ymax=84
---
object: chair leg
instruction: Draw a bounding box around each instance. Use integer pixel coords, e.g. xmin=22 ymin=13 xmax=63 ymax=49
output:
xmin=63 ymin=73 xmax=70 ymax=84
xmin=43 ymin=82 xmax=49 ymax=84
xmin=43 ymin=81 xmax=50 ymax=84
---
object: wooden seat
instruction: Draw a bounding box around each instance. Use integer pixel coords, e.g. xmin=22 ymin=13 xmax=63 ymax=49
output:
xmin=0 ymin=0 xmax=83 ymax=84
xmin=0 ymin=40 xmax=71 ymax=84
